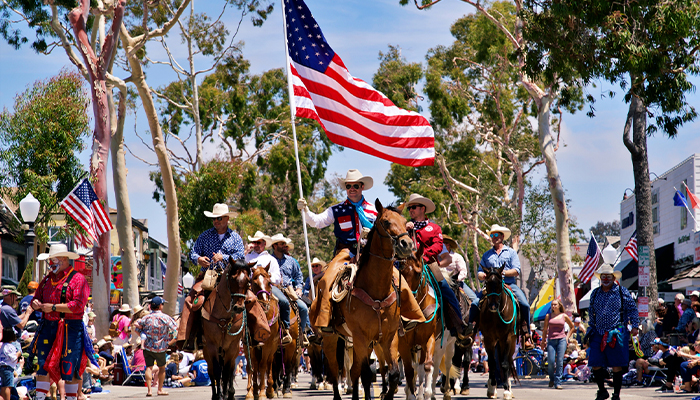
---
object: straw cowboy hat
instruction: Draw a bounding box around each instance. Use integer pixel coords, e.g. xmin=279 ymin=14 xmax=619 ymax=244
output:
xmin=118 ymin=304 xmax=131 ymax=313
xmin=132 ymin=305 xmax=144 ymax=315
xmin=203 ymin=203 xmax=238 ymax=218
xmin=340 ymin=169 xmax=373 ymax=190
xmin=247 ymin=231 xmax=271 ymax=247
xmin=593 ymin=263 xmax=622 ymax=280
xmin=37 ymin=243 xmax=79 ymax=261
xmin=405 ymin=193 xmax=436 ymax=214
xmin=311 ymin=257 xmax=327 ymax=268
xmin=442 ymin=235 xmax=459 ymax=250
xmin=96 ymin=339 xmax=112 ymax=349
xmin=269 ymin=234 xmax=294 ymax=251
xmin=486 ymin=224 xmax=511 ymax=241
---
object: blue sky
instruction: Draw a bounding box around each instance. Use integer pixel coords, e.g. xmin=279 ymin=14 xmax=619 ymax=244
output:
xmin=1 ymin=0 xmax=699 ymax=245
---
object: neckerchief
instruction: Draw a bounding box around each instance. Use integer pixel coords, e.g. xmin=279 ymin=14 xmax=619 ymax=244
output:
xmin=349 ymin=196 xmax=373 ymax=229
xmin=412 ymin=219 xmax=429 ymax=231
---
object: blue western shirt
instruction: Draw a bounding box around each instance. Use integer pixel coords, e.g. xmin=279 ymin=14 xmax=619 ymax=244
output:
xmin=189 ymin=228 xmax=245 ymax=272
xmin=588 ymin=284 xmax=639 ymax=335
xmin=678 ymin=307 xmax=695 ymax=331
xmin=274 ymin=254 xmax=304 ymax=290
xmin=478 ymin=246 xmax=520 ymax=285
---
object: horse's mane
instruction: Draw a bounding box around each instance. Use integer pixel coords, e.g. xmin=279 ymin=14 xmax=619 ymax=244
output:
xmin=358 ymin=206 xmax=404 ymax=268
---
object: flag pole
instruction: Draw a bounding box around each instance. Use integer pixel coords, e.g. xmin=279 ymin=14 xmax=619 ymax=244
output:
xmin=281 ymin=0 xmax=315 ymax=301
xmin=682 ymin=181 xmax=699 ymax=231
xmin=612 ymin=233 xmax=634 ymax=266
xmin=675 ymin=186 xmax=700 ymax=229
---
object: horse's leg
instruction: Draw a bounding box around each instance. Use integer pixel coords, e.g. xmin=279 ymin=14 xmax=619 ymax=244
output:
xmin=321 ymin=334 xmax=343 ymax=400
xmin=429 ymin=334 xmax=447 ymax=400
xmin=398 ymin=338 xmax=416 ymax=400
xmin=419 ymin=334 xmax=435 ymax=400
xmin=380 ymin=334 xmax=401 ymax=400
xmin=247 ymin=347 xmax=256 ymax=400
xmin=502 ymin=336 xmax=517 ymax=400
xmin=442 ymin=338 xmax=456 ymax=400
xmin=350 ymin=335 xmax=370 ymax=400
xmin=460 ymin=349 xmax=470 ymax=395
xmin=204 ymin=343 xmax=221 ymax=400
xmin=485 ymin=345 xmax=497 ymax=399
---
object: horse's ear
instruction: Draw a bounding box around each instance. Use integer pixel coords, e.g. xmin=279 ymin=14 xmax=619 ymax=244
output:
xmin=375 ymin=198 xmax=384 ymax=214
xmin=247 ymin=261 xmax=257 ymax=269
xmin=416 ymin=244 xmax=425 ymax=262
xmin=497 ymin=264 xmax=505 ymax=276
xmin=263 ymin=261 xmax=271 ymax=273
xmin=397 ymin=202 xmax=406 ymax=213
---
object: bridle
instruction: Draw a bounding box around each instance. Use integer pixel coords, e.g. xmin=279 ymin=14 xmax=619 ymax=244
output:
xmin=370 ymin=216 xmax=411 ymax=261
xmin=218 ymin=263 xmax=248 ymax=316
xmin=483 ymin=269 xmax=518 ymax=334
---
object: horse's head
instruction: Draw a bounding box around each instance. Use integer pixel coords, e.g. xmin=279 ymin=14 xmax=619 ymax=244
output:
xmin=483 ymin=265 xmax=505 ymax=313
xmin=374 ymin=199 xmax=415 ymax=259
xmin=397 ymin=245 xmax=424 ymax=280
xmin=226 ymin=258 xmax=252 ymax=314
xmin=251 ymin=263 xmax=273 ymax=302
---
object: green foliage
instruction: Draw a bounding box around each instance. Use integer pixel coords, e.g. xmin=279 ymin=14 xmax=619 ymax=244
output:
xmin=0 ymin=70 xmax=89 ymax=242
xmin=373 ymin=45 xmax=424 ymax=112
xmin=17 ymin=262 xmax=34 ymax=296
xmin=589 ymin=220 xmax=620 ymax=244
xmin=521 ymin=0 xmax=700 ymax=135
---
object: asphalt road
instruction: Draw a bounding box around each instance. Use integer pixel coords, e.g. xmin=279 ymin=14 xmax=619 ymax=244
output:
xmin=97 ymin=371 xmax=694 ymax=400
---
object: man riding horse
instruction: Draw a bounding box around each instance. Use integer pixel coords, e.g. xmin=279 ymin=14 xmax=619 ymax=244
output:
xmin=404 ymin=193 xmax=470 ymax=343
xmin=177 ymin=203 xmax=270 ymax=350
xmin=297 ymin=169 xmax=424 ymax=333
xmin=472 ymin=224 xmax=534 ymax=349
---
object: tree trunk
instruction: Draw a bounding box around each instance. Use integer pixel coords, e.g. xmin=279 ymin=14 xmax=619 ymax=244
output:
xmin=68 ymin=0 xmax=126 ymax=338
xmin=536 ymin=95 xmax=577 ymax=313
xmin=188 ymin=0 xmax=203 ymax=171
xmin=122 ymin=32 xmax=182 ymax=316
xmin=623 ymin=92 xmax=656 ymax=322
xmin=109 ymin=86 xmax=140 ymax=310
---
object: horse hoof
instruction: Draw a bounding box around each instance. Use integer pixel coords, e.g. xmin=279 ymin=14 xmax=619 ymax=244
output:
xmin=460 ymin=389 xmax=469 ymax=396
xmin=283 ymin=392 xmax=293 ymax=398
xmin=503 ymin=391 xmax=512 ymax=400
xmin=246 ymin=395 xmax=254 ymax=400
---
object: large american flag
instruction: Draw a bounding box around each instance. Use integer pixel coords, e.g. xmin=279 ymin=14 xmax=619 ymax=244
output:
xmin=625 ymin=231 xmax=638 ymax=262
xmin=579 ymin=235 xmax=600 ymax=284
xmin=60 ymin=178 xmax=113 ymax=244
xmin=284 ymin=0 xmax=435 ymax=167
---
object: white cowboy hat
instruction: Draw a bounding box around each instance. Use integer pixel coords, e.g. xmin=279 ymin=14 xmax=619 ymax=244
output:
xmin=593 ymin=263 xmax=622 ymax=280
xmin=486 ymin=224 xmax=511 ymax=241
xmin=37 ymin=243 xmax=79 ymax=261
xmin=96 ymin=339 xmax=112 ymax=349
xmin=118 ymin=304 xmax=131 ymax=313
xmin=203 ymin=203 xmax=237 ymax=218
xmin=311 ymin=257 xmax=326 ymax=268
xmin=269 ymin=234 xmax=294 ymax=251
xmin=405 ymin=193 xmax=436 ymax=214
xmin=340 ymin=169 xmax=373 ymax=190
xmin=247 ymin=231 xmax=271 ymax=247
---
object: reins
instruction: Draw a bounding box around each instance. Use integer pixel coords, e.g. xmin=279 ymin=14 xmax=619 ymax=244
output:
xmin=484 ymin=278 xmax=518 ymax=336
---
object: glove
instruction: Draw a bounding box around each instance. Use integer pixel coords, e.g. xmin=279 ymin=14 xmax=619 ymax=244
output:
xmin=297 ymin=197 xmax=308 ymax=211
xmin=360 ymin=227 xmax=371 ymax=239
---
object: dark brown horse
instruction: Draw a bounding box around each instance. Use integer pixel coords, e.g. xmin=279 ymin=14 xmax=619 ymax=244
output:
xmin=201 ymin=259 xmax=253 ymax=400
xmin=397 ymin=246 xmax=439 ymax=400
xmin=246 ymin=265 xmax=279 ymax=400
xmin=319 ymin=200 xmax=415 ymax=400
xmin=480 ymin=265 xmax=519 ymax=400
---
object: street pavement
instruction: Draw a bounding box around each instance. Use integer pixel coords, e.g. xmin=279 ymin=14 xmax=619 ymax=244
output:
xmin=99 ymin=371 xmax=695 ymax=400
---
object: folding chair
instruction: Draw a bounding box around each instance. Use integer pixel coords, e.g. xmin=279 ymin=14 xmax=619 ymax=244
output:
xmin=120 ymin=348 xmax=146 ymax=386
xmin=644 ymin=366 xmax=668 ymax=387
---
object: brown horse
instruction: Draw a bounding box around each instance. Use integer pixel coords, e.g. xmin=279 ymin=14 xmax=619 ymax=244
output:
xmin=480 ymin=265 xmax=519 ymax=400
xmin=271 ymin=296 xmax=300 ymax=398
xmin=319 ymin=200 xmax=415 ymax=400
xmin=246 ymin=265 xmax=279 ymax=400
xmin=397 ymin=246 xmax=439 ymax=400
xmin=201 ymin=259 xmax=253 ymax=400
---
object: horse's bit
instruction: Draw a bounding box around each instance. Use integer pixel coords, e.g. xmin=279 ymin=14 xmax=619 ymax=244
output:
xmin=370 ymin=218 xmax=411 ymax=261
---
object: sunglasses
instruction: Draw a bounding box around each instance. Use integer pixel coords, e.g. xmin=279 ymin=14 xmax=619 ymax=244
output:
xmin=407 ymin=205 xmax=423 ymax=211
xmin=345 ymin=183 xmax=362 ymax=190
xmin=213 ymin=217 xmax=226 ymax=222
xmin=253 ymin=240 xmax=266 ymax=245
xmin=489 ymin=233 xmax=501 ymax=238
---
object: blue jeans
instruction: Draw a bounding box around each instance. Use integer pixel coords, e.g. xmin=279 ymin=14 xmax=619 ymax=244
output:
xmin=680 ymin=360 xmax=700 ymax=383
xmin=460 ymin=283 xmax=480 ymax=323
xmin=271 ymin=286 xmax=290 ymax=329
xmin=438 ymin=279 xmax=463 ymax=322
xmin=296 ymin=298 xmax=309 ymax=332
xmin=547 ymin=338 xmax=566 ymax=386
xmin=235 ymin=355 xmax=247 ymax=377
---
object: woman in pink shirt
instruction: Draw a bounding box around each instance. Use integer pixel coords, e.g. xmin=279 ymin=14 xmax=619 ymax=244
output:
xmin=542 ymin=299 xmax=574 ymax=390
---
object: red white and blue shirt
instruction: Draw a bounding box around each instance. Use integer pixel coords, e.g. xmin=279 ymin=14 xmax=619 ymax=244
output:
xmin=303 ymin=198 xmax=378 ymax=244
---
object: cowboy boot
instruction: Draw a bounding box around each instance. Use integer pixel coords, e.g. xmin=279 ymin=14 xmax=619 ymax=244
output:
xmin=177 ymin=289 xmax=196 ymax=350
xmin=246 ymin=290 xmax=271 ymax=343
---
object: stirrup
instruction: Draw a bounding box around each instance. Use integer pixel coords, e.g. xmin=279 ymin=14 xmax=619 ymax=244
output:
xmin=281 ymin=329 xmax=293 ymax=345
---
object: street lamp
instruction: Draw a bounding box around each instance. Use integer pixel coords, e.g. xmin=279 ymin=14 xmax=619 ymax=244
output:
xmin=19 ymin=193 xmax=40 ymax=278
xmin=182 ymin=272 xmax=194 ymax=290
xmin=602 ymin=244 xmax=618 ymax=265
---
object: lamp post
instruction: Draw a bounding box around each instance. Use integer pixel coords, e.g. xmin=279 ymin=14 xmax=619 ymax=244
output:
xmin=19 ymin=193 xmax=40 ymax=280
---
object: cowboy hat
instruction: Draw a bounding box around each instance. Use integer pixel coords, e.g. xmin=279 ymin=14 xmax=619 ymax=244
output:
xmin=203 ymin=203 xmax=237 ymax=218
xmin=405 ymin=193 xmax=436 ymax=214
xmin=96 ymin=339 xmax=112 ymax=349
xmin=247 ymin=231 xmax=271 ymax=247
xmin=486 ymin=224 xmax=511 ymax=241
xmin=340 ymin=169 xmax=373 ymax=190
xmin=132 ymin=305 xmax=144 ymax=315
xmin=269 ymin=234 xmax=294 ymax=250
xmin=311 ymin=257 xmax=326 ymax=268
xmin=87 ymin=312 xmax=96 ymax=319
xmin=37 ymin=243 xmax=79 ymax=261
xmin=442 ymin=235 xmax=459 ymax=251
xmin=1 ymin=288 xmax=20 ymax=297
xmin=118 ymin=304 xmax=131 ymax=313
xmin=593 ymin=263 xmax=622 ymax=280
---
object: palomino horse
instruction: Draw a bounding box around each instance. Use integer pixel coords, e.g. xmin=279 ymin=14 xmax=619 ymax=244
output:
xmin=246 ymin=265 xmax=279 ymax=400
xmin=480 ymin=265 xmax=519 ymax=400
xmin=201 ymin=259 xmax=254 ymax=400
xmin=319 ymin=200 xmax=415 ymax=400
xmin=397 ymin=246 xmax=439 ymax=400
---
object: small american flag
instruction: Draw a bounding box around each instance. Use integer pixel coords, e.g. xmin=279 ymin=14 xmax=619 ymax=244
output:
xmin=60 ymin=178 xmax=112 ymax=243
xmin=284 ymin=0 xmax=435 ymax=167
xmin=625 ymin=231 xmax=638 ymax=262
xmin=579 ymin=236 xmax=600 ymax=284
